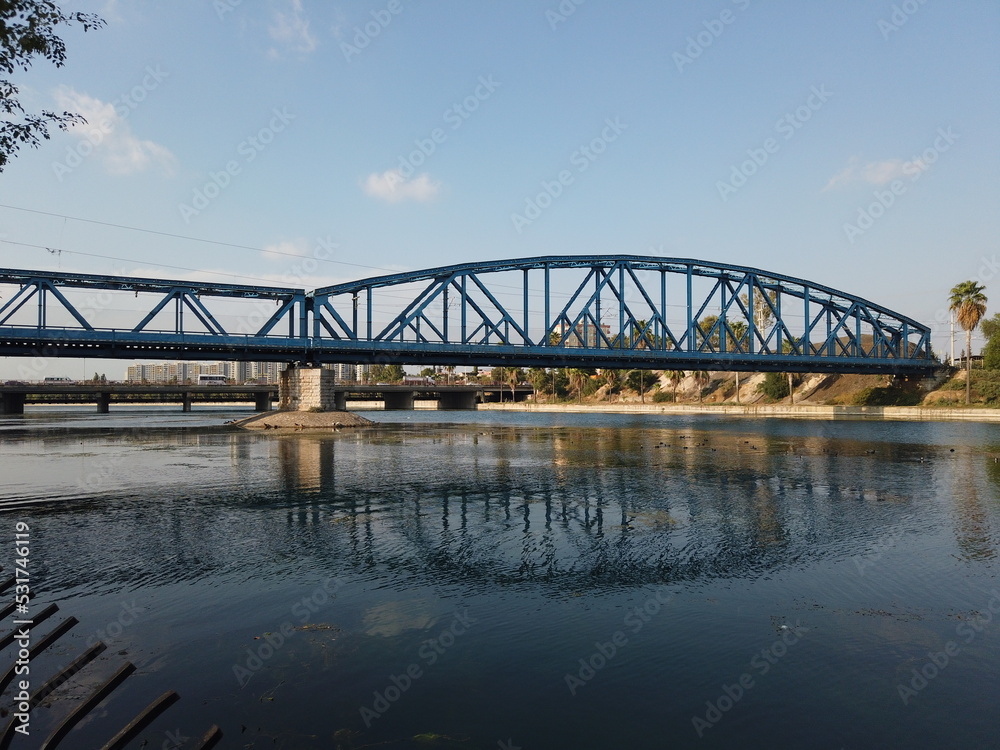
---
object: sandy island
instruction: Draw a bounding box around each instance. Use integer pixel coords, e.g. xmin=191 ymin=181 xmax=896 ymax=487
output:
xmin=231 ymin=410 xmax=374 ymax=430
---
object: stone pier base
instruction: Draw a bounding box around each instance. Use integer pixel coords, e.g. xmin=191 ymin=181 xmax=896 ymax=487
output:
xmin=279 ymin=365 xmax=341 ymax=411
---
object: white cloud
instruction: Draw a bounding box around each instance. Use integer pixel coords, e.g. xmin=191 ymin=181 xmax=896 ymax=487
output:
xmin=100 ymin=1 xmax=124 ymax=23
xmin=53 ymin=86 xmax=175 ymax=176
xmin=260 ymin=238 xmax=312 ymax=261
xmin=362 ymin=169 xmax=441 ymax=203
xmin=824 ymin=156 xmax=928 ymax=190
xmin=268 ymin=0 xmax=318 ymax=58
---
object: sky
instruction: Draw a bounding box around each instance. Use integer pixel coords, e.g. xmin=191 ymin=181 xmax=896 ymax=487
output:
xmin=0 ymin=0 xmax=998 ymax=379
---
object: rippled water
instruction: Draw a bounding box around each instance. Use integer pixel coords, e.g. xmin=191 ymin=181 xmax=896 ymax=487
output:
xmin=2 ymin=406 xmax=1000 ymax=749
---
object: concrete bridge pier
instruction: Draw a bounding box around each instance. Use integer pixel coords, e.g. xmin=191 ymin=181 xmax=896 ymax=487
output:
xmin=437 ymin=391 xmax=477 ymax=410
xmin=383 ymin=391 xmax=414 ymax=410
xmin=333 ymin=391 xmax=347 ymax=410
xmin=279 ymin=365 xmax=342 ymax=411
xmin=0 ymin=393 xmax=25 ymax=414
xmin=182 ymin=392 xmax=193 ymax=412
xmin=254 ymin=392 xmax=272 ymax=411
xmin=96 ymin=393 xmax=111 ymax=413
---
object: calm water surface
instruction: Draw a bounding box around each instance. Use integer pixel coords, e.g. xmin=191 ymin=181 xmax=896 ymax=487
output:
xmin=1 ymin=406 xmax=999 ymax=749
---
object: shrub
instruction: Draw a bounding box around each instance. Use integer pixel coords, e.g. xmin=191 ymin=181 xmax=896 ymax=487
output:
xmin=651 ymin=390 xmax=674 ymax=403
xmin=757 ymin=372 xmax=790 ymax=400
xmin=971 ymin=370 xmax=1000 ymax=404
xmin=851 ymin=386 xmax=921 ymax=406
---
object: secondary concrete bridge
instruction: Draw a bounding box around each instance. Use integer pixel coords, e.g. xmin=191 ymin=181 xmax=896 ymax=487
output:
xmin=0 ymin=382 xmax=531 ymax=414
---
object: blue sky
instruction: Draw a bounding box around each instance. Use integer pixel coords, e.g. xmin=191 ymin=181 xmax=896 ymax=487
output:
xmin=1 ymin=0 xmax=998 ymax=377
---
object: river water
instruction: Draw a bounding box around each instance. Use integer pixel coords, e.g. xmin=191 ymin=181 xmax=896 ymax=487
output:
xmin=1 ymin=406 xmax=999 ymax=749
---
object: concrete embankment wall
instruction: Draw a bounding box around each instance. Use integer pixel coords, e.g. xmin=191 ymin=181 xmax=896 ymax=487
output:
xmin=477 ymin=402 xmax=1000 ymax=423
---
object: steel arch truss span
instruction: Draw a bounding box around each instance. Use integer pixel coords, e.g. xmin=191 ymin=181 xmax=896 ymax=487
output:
xmin=310 ymin=256 xmax=932 ymax=374
xmin=0 ymin=258 xmax=933 ymax=373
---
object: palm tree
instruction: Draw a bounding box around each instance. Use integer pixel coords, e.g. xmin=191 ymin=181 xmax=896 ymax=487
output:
xmin=666 ymin=370 xmax=685 ymax=402
xmin=507 ymin=367 xmax=525 ymax=403
xmin=568 ymin=368 xmax=589 ymax=403
xmin=949 ymin=281 xmax=988 ymax=405
xmin=602 ymin=369 xmax=620 ymax=401
xmin=693 ymin=370 xmax=710 ymax=402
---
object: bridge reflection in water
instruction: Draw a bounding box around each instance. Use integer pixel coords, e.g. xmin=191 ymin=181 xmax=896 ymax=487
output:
xmin=5 ymin=418 xmax=1000 ymax=747
xmin=259 ymin=424 xmax=993 ymax=588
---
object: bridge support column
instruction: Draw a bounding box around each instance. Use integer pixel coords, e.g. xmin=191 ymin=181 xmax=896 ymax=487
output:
xmin=279 ymin=365 xmax=343 ymax=411
xmin=182 ymin=393 xmax=193 ymax=412
xmin=437 ymin=391 xmax=477 ymax=410
xmin=0 ymin=393 xmax=25 ymax=414
xmin=333 ymin=391 xmax=347 ymax=410
xmin=383 ymin=391 xmax=415 ymax=410
xmin=254 ymin=393 xmax=272 ymax=412
xmin=96 ymin=393 xmax=111 ymax=414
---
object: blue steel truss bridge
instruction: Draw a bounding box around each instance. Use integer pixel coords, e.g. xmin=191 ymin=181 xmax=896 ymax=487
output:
xmin=0 ymin=256 xmax=935 ymax=375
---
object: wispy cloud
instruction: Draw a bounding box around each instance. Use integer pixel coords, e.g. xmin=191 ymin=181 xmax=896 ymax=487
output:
xmin=268 ymin=0 xmax=317 ymax=58
xmin=824 ymin=156 xmax=928 ymax=190
xmin=53 ymin=86 xmax=175 ymax=176
xmin=363 ymin=169 xmax=441 ymax=203
xmin=260 ymin=238 xmax=311 ymax=261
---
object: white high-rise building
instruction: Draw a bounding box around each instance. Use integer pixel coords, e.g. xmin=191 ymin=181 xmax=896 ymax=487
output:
xmin=125 ymin=360 xmax=286 ymax=384
xmin=326 ymin=363 xmax=369 ymax=382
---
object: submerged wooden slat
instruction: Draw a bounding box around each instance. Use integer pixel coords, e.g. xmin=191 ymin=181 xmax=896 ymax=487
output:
xmin=0 ymin=641 xmax=106 ymax=750
xmin=0 ymin=617 xmax=77 ymax=695
xmin=30 ymin=641 xmax=107 ymax=706
xmin=192 ymin=724 xmax=223 ymax=750
xmin=99 ymin=690 xmax=180 ymax=750
xmin=39 ymin=661 xmax=136 ymax=750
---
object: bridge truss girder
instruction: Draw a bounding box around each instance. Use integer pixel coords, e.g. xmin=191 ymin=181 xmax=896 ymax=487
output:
xmin=310 ymin=256 xmax=932 ymax=373
xmin=0 ymin=269 xmax=308 ymax=338
xmin=0 ymin=257 xmax=934 ymax=374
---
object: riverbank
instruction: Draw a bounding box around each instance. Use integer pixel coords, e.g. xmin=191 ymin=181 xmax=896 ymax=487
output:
xmin=478 ymin=401 xmax=1000 ymax=422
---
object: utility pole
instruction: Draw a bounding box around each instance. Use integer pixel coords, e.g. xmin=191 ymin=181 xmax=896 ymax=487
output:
xmin=950 ymin=311 xmax=956 ymax=366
